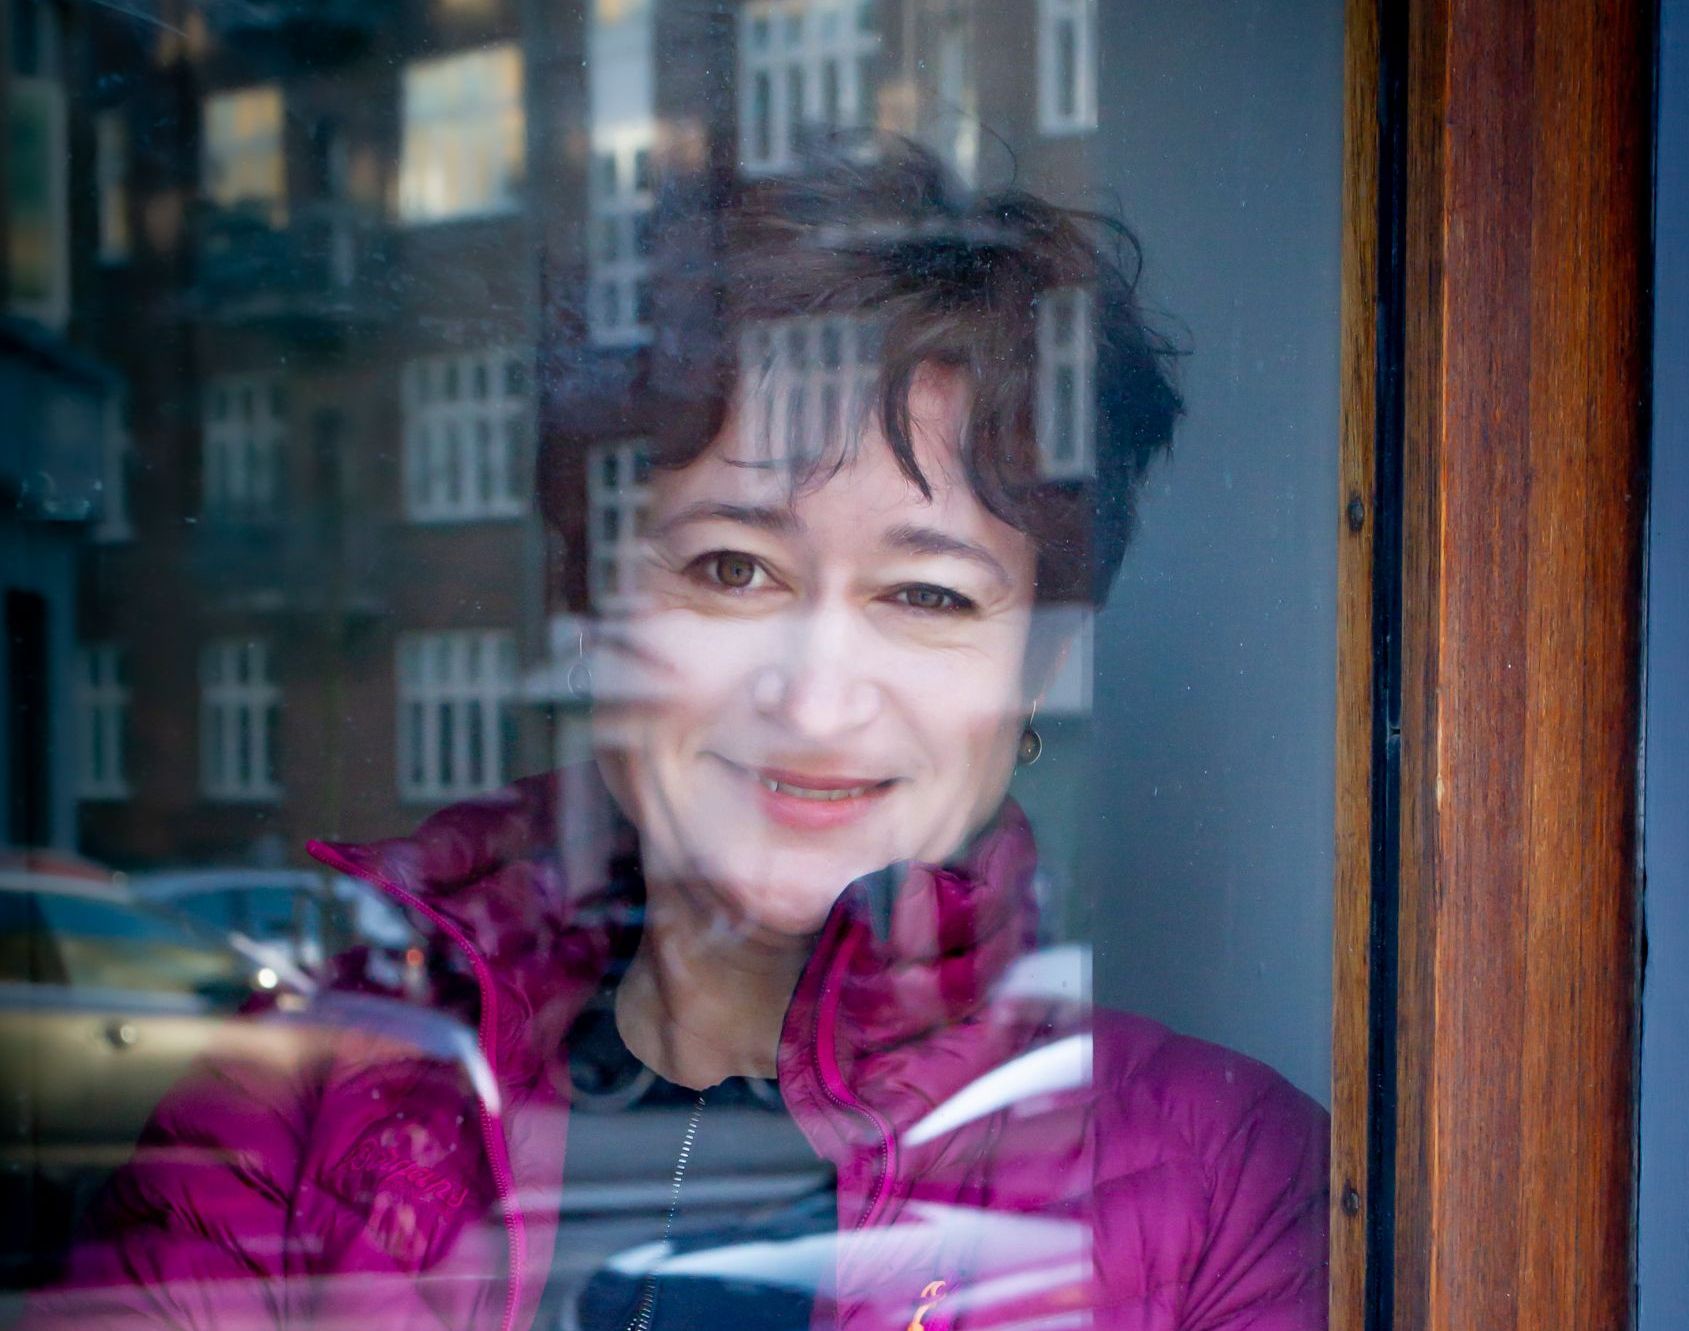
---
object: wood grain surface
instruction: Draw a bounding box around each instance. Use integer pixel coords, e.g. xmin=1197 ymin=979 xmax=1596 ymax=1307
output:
xmin=1331 ymin=0 xmax=1381 ymax=1324
xmin=1385 ymin=0 xmax=1653 ymax=1327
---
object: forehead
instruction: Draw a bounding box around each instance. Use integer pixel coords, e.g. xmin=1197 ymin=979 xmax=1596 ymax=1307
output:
xmin=651 ymin=370 xmax=1019 ymax=543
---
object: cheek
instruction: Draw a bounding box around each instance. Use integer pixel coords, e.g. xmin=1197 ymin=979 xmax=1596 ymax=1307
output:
xmin=894 ymin=650 xmax=1028 ymax=773
xmin=596 ymin=612 xmax=775 ymax=733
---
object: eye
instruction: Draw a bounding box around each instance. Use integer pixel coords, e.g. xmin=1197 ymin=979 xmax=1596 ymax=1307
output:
xmin=891 ymin=583 xmax=976 ymax=614
xmin=693 ymin=550 xmax=765 ymax=590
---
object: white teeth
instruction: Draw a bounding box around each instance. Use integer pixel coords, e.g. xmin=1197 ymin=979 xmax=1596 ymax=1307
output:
xmin=759 ymin=777 xmax=874 ymax=801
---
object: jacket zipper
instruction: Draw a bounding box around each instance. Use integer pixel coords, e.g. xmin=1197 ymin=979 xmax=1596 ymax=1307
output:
xmin=625 ymin=1090 xmax=707 ymax=1331
xmin=809 ymin=924 xmax=898 ymax=1231
xmin=307 ymin=841 xmax=527 ymax=1331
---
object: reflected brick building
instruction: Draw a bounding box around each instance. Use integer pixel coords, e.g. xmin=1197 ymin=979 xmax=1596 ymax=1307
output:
xmin=60 ymin=0 xmax=1100 ymax=871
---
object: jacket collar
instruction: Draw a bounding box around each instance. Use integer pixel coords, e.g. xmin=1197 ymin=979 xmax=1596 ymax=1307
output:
xmin=310 ymin=764 xmax=1041 ymax=1099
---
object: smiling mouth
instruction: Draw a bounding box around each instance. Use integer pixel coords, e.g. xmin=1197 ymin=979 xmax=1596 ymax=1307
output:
xmin=754 ymin=775 xmax=887 ymax=801
xmin=716 ymin=757 xmax=897 ymax=802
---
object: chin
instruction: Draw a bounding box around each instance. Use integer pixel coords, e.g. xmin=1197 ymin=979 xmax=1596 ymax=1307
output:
xmin=700 ymin=844 xmax=886 ymax=937
xmin=711 ymin=875 xmax=847 ymax=937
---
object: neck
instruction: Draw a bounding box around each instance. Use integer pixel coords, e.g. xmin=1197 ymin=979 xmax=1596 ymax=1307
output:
xmin=614 ymin=886 xmax=812 ymax=1090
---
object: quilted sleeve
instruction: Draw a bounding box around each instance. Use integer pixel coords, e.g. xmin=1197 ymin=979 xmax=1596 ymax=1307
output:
xmin=1175 ymin=1053 xmax=1330 ymax=1331
xmin=14 ymin=1037 xmax=331 ymax=1331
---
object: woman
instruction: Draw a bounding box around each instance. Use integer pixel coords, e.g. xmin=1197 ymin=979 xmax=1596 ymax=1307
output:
xmin=27 ymin=143 xmax=1327 ymax=1331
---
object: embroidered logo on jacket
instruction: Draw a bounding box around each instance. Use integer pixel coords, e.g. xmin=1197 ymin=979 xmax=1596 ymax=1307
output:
xmin=345 ymin=1137 xmax=470 ymax=1209
xmin=906 ymin=1280 xmax=949 ymax=1331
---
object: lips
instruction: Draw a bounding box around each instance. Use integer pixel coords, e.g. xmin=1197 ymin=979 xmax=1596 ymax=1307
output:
xmin=752 ymin=768 xmax=895 ymax=801
xmin=714 ymin=757 xmax=898 ymax=831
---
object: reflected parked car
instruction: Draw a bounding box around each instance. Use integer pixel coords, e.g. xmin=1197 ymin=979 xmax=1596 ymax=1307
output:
xmin=0 ymin=864 xmax=302 ymax=1288
xmin=0 ymin=864 xmax=480 ymax=1292
xmin=132 ymin=867 xmax=426 ymax=996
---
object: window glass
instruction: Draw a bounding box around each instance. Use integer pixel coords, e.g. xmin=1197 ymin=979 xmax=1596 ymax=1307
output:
xmin=199 ymin=639 xmax=281 ymax=800
xmin=403 ymin=349 xmax=529 ymax=519
xmin=31 ymin=891 xmax=253 ymax=998
xmin=2 ymin=1 xmax=1342 ymax=1323
xmin=398 ymin=45 xmax=525 ymax=222
xmin=161 ymin=887 xmax=242 ymax=934
xmin=202 ymin=86 xmax=286 ymax=224
xmin=0 ymin=894 xmax=41 ymax=984
xmin=93 ymin=111 xmax=130 ymax=264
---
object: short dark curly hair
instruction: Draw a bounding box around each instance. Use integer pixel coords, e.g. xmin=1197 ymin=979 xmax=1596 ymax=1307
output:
xmin=539 ymin=137 xmax=1181 ymax=608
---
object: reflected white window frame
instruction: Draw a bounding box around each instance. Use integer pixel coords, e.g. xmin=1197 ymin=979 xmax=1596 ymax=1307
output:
xmin=94 ymin=109 xmax=131 ymax=263
xmin=588 ymin=133 xmax=655 ymax=347
xmin=1035 ymin=286 xmax=1095 ymax=480
xmin=738 ymin=0 xmax=879 ymax=174
xmin=202 ymin=372 xmax=287 ymax=522
xmin=586 ymin=439 xmax=651 ymax=611
xmin=74 ymin=644 xmax=129 ymax=800
xmin=397 ymin=44 xmax=525 ymax=224
xmin=401 ymin=348 xmax=530 ymax=522
xmin=202 ymin=85 xmax=287 ymax=224
xmin=736 ymin=314 xmax=878 ymax=466
xmin=1035 ymin=0 xmax=1097 ymax=136
xmin=200 ymin=638 xmax=281 ymax=802
xmin=588 ymin=0 xmax=656 ymax=346
xmin=94 ymin=391 xmax=134 ymax=542
xmin=396 ymin=631 xmax=517 ymax=801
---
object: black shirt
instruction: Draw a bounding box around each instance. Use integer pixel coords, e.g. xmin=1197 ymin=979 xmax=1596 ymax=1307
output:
xmin=539 ymin=993 xmax=836 ymax=1331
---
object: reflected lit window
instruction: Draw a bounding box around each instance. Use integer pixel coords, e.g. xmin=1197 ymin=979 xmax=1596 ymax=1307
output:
xmin=588 ymin=0 xmax=655 ymax=346
xmin=95 ymin=391 xmax=133 ymax=541
xmin=397 ymin=631 xmax=517 ymax=801
xmin=737 ymin=315 xmax=877 ymax=464
xmin=402 ymin=349 xmax=530 ymax=521
xmin=7 ymin=4 xmax=69 ymax=329
xmin=202 ymin=85 xmax=286 ymax=225
xmin=95 ymin=110 xmax=130 ymax=263
xmin=586 ymin=440 xmax=650 ymax=609
xmin=1036 ymin=286 xmax=1095 ymax=479
xmin=1036 ymin=0 xmax=1096 ymax=135
xmin=738 ymin=0 xmax=878 ymax=173
xmin=203 ymin=373 xmax=286 ymax=521
xmin=398 ymin=45 xmax=524 ymax=223
xmin=74 ymin=645 xmax=128 ymax=800
xmin=918 ymin=0 xmax=978 ymax=186
xmin=200 ymin=639 xmax=281 ymax=802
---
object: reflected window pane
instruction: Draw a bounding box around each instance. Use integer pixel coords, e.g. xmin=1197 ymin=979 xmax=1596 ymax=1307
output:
xmin=398 ymin=45 xmax=525 ymax=222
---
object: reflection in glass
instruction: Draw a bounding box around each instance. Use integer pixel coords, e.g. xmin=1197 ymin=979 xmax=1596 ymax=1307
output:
xmin=1 ymin=2 xmax=1334 ymax=1327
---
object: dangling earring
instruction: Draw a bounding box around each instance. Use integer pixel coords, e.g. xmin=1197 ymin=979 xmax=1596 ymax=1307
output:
xmin=1017 ymin=704 xmax=1042 ymax=766
xmin=566 ymin=632 xmax=593 ymax=701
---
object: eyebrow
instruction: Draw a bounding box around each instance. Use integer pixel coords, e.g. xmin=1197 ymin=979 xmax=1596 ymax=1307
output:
xmin=650 ymin=501 xmax=800 ymax=539
xmin=882 ymin=523 xmax=1013 ymax=587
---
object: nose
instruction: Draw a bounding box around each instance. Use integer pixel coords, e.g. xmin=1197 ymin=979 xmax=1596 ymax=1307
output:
xmin=752 ymin=603 xmax=883 ymax=741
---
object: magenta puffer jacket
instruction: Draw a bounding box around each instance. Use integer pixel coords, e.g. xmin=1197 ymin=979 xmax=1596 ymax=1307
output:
xmin=23 ymin=770 xmax=1329 ymax=1331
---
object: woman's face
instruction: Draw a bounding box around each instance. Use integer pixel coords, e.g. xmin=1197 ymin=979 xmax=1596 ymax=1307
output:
xmin=592 ymin=369 xmax=1041 ymax=938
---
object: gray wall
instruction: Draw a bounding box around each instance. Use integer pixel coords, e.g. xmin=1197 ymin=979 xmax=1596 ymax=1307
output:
xmin=1077 ymin=1 xmax=1344 ymax=1103
xmin=1640 ymin=0 xmax=1687 ymax=1324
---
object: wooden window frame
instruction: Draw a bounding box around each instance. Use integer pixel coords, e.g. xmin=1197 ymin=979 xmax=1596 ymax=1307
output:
xmin=1333 ymin=1 xmax=1653 ymax=1327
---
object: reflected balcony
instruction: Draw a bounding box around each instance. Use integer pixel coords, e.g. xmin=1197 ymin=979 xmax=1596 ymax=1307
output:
xmin=205 ymin=0 xmax=393 ymax=63
xmin=188 ymin=201 xmax=395 ymax=337
xmin=186 ymin=510 xmax=387 ymax=626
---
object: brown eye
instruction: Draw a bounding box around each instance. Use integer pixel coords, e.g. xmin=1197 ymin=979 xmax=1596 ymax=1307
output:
xmin=895 ymin=584 xmax=974 ymax=613
xmin=709 ymin=552 xmax=759 ymax=588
